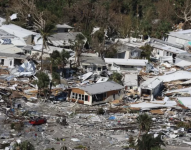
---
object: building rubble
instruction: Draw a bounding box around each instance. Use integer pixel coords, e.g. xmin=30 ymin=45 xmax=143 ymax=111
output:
xmin=1 ymin=16 xmax=191 ymax=150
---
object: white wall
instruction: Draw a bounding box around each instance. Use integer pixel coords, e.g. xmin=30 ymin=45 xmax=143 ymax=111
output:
xmin=1 ymin=58 xmax=14 ymax=68
xmin=125 ymin=51 xmax=130 ymax=59
xmin=168 ymin=36 xmax=188 ymax=46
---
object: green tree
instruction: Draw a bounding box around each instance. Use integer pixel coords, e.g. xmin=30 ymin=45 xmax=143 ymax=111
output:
xmin=109 ymin=72 xmax=123 ymax=85
xmin=70 ymin=33 xmax=86 ymax=67
xmin=36 ymin=72 xmax=50 ymax=94
xmin=140 ymin=45 xmax=153 ymax=61
xmin=60 ymin=49 xmax=70 ymax=66
xmin=50 ymin=49 xmax=70 ymax=82
xmin=137 ymin=133 xmax=165 ymax=150
xmin=38 ymin=23 xmax=55 ymax=71
xmin=13 ymin=140 xmax=35 ymax=150
xmin=137 ymin=113 xmax=152 ymax=136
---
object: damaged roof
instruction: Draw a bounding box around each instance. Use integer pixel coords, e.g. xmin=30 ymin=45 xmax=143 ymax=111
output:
xmin=104 ymin=58 xmax=148 ymax=66
xmin=0 ymin=52 xmax=26 ymax=59
xmin=124 ymin=74 xmax=138 ymax=86
xmin=78 ymin=81 xmax=124 ymax=95
xmin=80 ymin=55 xmax=106 ymax=66
xmin=160 ymin=71 xmax=191 ymax=82
xmin=141 ymin=77 xmax=162 ymax=89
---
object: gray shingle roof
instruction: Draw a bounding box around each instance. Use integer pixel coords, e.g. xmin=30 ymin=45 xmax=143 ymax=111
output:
xmin=49 ymin=32 xmax=82 ymax=41
xmin=80 ymin=55 xmax=106 ymax=66
xmin=0 ymin=52 xmax=26 ymax=59
xmin=79 ymin=81 xmax=124 ymax=95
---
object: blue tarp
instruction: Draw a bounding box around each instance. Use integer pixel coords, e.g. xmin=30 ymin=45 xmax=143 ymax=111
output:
xmin=108 ymin=116 xmax=116 ymax=120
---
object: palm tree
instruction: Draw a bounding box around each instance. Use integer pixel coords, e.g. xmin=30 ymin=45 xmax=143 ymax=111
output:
xmin=38 ymin=23 xmax=55 ymax=71
xmin=35 ymin=71 xmax=50 ymax=98
xmin=137 ymin=113 xmax=152 ymax=136
xmin=137 ymin=133 xmax=165 ymax=150
xmin=60 ymin=49 xmax=70 ymax=67
xmin=70 ymin=33 xmax=86 ymax=67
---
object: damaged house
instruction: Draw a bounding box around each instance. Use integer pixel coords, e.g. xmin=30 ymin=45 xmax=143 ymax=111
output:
xmin=68 ymin=81 xmax=124 ymax=105
xmin=123 ymin=74 xmax=138 ymax=90
xmin=140 ymin=77 xmax=163 ymax=101
xmin=79 ymin=54 xmax=107 ymax=73
xmin=105 ymin=58 xmax=148 ymax=72
xmin=116 ymin=45 xmax=142 ymax=59
xmin=0 ymin=52 xmax=26 ymax=68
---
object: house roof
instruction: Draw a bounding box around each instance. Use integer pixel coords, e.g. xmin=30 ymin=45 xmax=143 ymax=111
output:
xmin=50 ymin=32 xmax=82 ymax=41
xmin=117 ymin=45 xmax=142 ymax=53
xmin=150 ymin=43 xmax=186 ymax=54
xmin=141 ymin=77 xmax=162 ymax=90
xmin=48 ymin=32 xmax=84 ymax=46
xmin=0 ymin=29 xmax=15 ymax=39
xmin=175 ymin=58 xmax=191 ymax=67
xmin=80 ymin=55 xmax=106 ymax=66
xmin=56 ymin=24 xmax=73 ymax=29
xmin=0 ymin=24 xmax=36 ymax=39
xmin=177 ymin=97 xmax=191 ymax=109
xmin=0 ymin=52 xmax=26 ymax=59
xmin=150 ymin=38 xmax=183 ymax=49
xmin=104 ymin=58 xmax=148 ymax=66
xmin=124 ymin=74 xmax=137 ymax=86
xmin=78 ymin=81 xmax=124 ymax=95
xmin=23 ymin=45 xmax=73 ymax=54
xmin=177 ymin=52 xmax=191 ymax=62
xmin=160 ymin=71 xmax=191 ymax=82
xmin=166 ymin=87 xmax=191 ymax=94
xmin=0 ymin=45 xmax=24 ymax=54
xmin=168 ymin=30 xmax=191 ymax=41
xmin=130 ymin=101 xmax=176 ymax=109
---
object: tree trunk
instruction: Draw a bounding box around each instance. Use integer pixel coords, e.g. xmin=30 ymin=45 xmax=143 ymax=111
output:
xmin=41 ymin=43 xmax=44 ymax=71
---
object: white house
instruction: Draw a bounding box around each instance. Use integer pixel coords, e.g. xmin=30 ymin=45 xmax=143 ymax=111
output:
xmin=104 ymin=58 xmax=148 ymax=72
xmin=0 ymin=52 xmax=26 ymax=68
xmin=123 ymin=74 xmax=138 ymax=90
xmin=151 ymin=43 xmax=185 ymax=58
xmin=167 ymin=29 xmax=191 ymax=48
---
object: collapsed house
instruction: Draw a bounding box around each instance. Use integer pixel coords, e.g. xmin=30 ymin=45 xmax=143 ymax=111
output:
xmin=140 ymin=77 xmax=163 ymax=101
xmin=68 ymin=81 xmax=124 ymax=105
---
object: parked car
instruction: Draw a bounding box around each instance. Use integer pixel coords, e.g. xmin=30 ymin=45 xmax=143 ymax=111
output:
xmin=49 ymin=92 xmax=68 ymax=102
xmin=29 ymin=117 xmax=46 ymax=125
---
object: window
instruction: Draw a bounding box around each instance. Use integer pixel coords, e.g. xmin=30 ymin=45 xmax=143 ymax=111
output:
xmin=10 ymin=60 xmax=12 ymax=66
xmin=98 ymin=67 xmax=101 ymax=71
xmin=0 ymin=59 xmax=4 ymax=65
xmin=102 ymin=66 xmax=107 ymax=70
xmin=84 ymin=66 xmax=87 ymax=69
xmin=82 ymin=95 xmax=84 ymax=101
xmin=85 ymin=95 xmax=88 ymax=101
xmin=79 ymin=94 xmax=81 ymax=100
xmin=72 ymin=93 xmax=76 ymax=98
xmin=75 ymin=93 xmax=78 ymax=99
